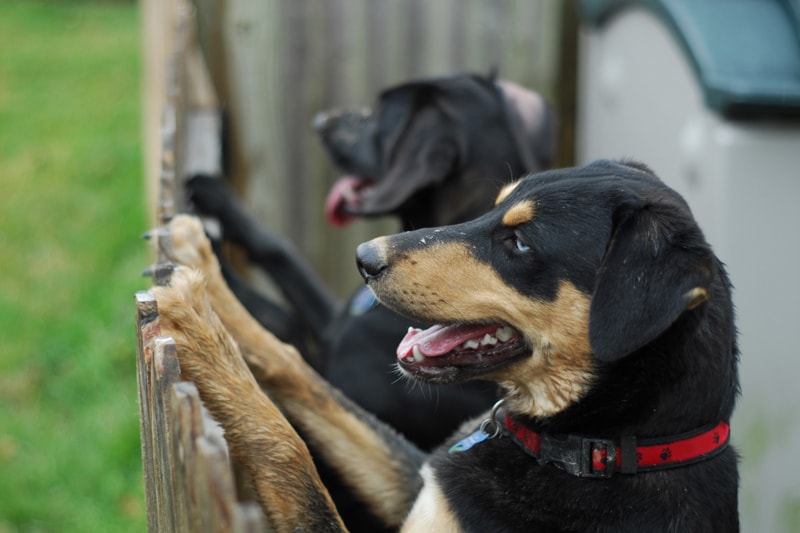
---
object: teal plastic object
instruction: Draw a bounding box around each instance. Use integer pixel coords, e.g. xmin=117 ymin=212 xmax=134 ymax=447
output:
xmin=581 ymin=0 xmax=800 ymax=118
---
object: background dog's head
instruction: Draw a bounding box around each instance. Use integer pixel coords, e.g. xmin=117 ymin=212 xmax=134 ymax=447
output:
xmin=314 ymin=72 xmax=556 ymax=230
xmin=357 ymin=160 xmax=737 ymax=432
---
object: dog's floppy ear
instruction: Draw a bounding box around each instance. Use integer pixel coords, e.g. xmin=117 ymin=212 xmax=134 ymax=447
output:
xmin=376 ymin=83 xmax=425 ymax=156
xmin=359 ymin=83 xmax=458 ymax=214
xmin=589 ymin=205 xmax=712 ymax=362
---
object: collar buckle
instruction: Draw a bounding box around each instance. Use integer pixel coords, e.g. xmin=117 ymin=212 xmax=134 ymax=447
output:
xmin=538 ymin=434 xmax=616 ymax=478
xmin=581 ymin=437 xmax=616 ymax=478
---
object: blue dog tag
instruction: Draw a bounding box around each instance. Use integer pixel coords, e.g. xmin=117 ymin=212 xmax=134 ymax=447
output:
xmin=349 ymin=286 xmax=378 ymax=316
xmin=449 ymin=428 xmax=490 ymax=453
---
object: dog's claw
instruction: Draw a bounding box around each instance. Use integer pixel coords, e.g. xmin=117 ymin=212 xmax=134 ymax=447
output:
xmin=142 ymin=227 xmax=171 ymax=241
xmin=159 ymin=261 xmax=178 ymax=273
xmin=142 ymin=261 xmax=177 ymax=278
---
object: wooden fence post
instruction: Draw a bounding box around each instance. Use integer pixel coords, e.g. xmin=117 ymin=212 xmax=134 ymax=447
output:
xmin=135 ymin=292 xmax=269 ymax=531
xmin=137 ymin=0 xmax=268 ymax=529
xmin=135 ymin=292 xmax=160 ymax=531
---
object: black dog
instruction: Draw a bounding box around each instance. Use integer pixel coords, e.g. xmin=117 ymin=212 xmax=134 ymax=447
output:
xmin=187 ymin=73 xmax=556 ymax=450
xmin=156 ymin=159 xmax=739 ymax=531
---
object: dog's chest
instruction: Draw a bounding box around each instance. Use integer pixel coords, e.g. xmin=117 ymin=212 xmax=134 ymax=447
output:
xmin=425 ymin=433 xmax=550 ymax=530
xmin=401 ymin=464 xmax=462 ymax=532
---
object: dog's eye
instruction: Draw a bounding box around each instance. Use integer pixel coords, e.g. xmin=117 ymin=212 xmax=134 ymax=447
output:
xmin=501 ymin=230 xmax=532 ymax=255
xmin=514 ymin=234 xmax=531 ymax=253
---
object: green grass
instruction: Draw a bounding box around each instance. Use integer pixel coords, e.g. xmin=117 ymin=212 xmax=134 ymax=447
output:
xmin=0 ymin=1 xmax=148 ymax=531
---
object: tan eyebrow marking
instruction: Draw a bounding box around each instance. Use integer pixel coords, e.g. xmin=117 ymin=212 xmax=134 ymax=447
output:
xmin=502 ymin=200 xmax=536 ymax=226
xmin=495 ymin=180 xmax=521 ymax=205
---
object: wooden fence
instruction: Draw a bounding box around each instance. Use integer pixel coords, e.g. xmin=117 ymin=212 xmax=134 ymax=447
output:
xmin=137 ymin=0 xmax=269 ymax=530
xmin=136 ymin=0 xmax=575 ymax=530
xmin=135 ymin=292 xmax=267 ymax=532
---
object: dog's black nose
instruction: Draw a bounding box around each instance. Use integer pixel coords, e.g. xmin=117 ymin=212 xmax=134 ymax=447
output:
xmin=356 ymin=241 xmax=388 ymax=280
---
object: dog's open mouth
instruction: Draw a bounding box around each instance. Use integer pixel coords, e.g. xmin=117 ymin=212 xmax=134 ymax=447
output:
xmin=325 ymin=176 xmax=375 ymax=227
xmin=396 ymin=323 xmax=526 ymax=381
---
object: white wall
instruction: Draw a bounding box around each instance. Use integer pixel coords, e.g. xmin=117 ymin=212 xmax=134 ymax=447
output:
xmin=578 ymin=8 xmax=800 ymax=531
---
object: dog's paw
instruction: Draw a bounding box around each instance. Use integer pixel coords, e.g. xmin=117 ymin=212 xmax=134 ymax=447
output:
xmin=150 ymin=265 xmax=210 ymax=348
xmin=151 ymin=266 xmax=247 ymax=384
xmin=162 ymin=214 xmax=217 ymax=270
xmin=186 ymin=175 xmax=237 ymax=219
xmin=187 ymin=175 xmax=267 ymax=249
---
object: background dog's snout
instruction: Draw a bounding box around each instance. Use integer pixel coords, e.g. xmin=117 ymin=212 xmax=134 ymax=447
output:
xmin=356 ymin=241 xmax=387 ymax=280
xmin=312 ymin=112 xmax=331 ymax=134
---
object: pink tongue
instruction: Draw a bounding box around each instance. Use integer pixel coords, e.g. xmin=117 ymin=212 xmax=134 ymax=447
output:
xmin=325 ymin=176 xmax=366 ymax=227
xmin=397 ymin=323 xmax=501 ymax=359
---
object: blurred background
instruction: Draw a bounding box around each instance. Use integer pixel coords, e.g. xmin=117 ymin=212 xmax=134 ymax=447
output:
xmin=1 ymin=0 xmax=798 ymax=531
xmin=0 ymin=1 xmax=147 ymax=531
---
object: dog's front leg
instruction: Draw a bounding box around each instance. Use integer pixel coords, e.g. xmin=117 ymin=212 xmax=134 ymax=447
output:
xmin=160 ymin=215 xmax=426 ymax=529
xmin=246 ymin=349 xmax=426 ymax=529
xmin=152 ymin=268 xmax=346 ymax=533
xmin=187 ymin=175 xmax=338 ymax=339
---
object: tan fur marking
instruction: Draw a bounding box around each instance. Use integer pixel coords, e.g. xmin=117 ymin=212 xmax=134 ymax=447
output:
xmin=401 ymin=464 xmax=461 ymax=532
xmin=276 ymin=392 xmax=419 ymax=526
xmin=684 ymin=287 xmax=708 ymax=310
xmin=161 ymin=216 xmax=290 ymax=362
xmin=371 ymin=240 xmax=595 ymax=417
xmin=502 ymin=200 xmax=536 ymax=227
xmin=495 ymin=180 xmax=521 ymax=205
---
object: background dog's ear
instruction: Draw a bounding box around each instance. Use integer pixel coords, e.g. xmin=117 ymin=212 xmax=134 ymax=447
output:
xmin=495 ymin=79 xmax=557 ymax=172
xmin=360 ymin=83 xmax=459 ymax=214
xmin=376 ymin=83 xmax=426 ymax=155
xmin=589 ymin=206 xmax=712 ymax=362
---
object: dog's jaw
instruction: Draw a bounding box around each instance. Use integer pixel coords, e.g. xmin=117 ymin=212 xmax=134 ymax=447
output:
xmin=395 ymin=322 xmax=528 ymax=382
xmin=489 ymin=340 xmax=595 ymax=418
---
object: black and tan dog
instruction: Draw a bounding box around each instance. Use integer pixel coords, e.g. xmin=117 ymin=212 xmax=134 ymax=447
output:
xmin=153 ymin=159 xmax=739 ymax=532
xmin=187 ymin=73 xmax=556 ymax=451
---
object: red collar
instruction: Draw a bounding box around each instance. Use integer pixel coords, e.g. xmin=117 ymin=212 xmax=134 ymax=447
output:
xmin=504 ymin=414 xmax=730 ymax=478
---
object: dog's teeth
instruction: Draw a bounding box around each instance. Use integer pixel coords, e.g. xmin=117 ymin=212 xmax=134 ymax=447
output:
xmin=412 ymin=345 xmax=425 ymax=362
xmin=464 ymin=340 xmax=480 ymax=349
xmin=496 ymin=327 xmax=514 ymax=342
xmin=481 ymin=334 xmax=498 ymax=346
